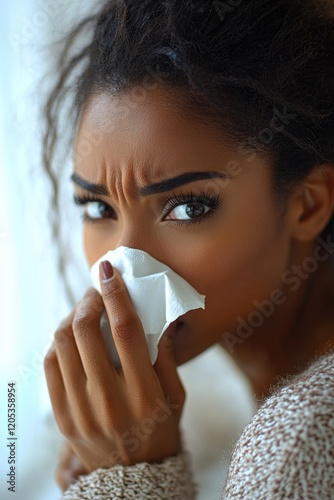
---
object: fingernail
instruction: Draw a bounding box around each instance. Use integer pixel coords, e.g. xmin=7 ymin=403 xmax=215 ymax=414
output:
xmin=100 ymin=261 xmax=114 ymax=282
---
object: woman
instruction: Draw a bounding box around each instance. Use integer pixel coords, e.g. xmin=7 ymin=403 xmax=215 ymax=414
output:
xmin=42 ymin=0 xmax=334 ymax=497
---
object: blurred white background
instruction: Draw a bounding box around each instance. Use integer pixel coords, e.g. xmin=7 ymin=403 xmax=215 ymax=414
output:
xmin=0 ymin=2 xmax=96 ymax=499
xmin=0 ymin=2 xmax=256 ymax=499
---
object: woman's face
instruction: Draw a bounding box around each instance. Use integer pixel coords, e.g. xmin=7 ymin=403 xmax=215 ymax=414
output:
xmin=72 ymin=86 xmax=292 ymax=366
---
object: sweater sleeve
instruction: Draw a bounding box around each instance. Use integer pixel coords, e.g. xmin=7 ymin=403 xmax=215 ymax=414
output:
xmin=222 ymin=350 xmax=334 ymax=499
xmin=61 ymin=450 xmax=198 ymax=499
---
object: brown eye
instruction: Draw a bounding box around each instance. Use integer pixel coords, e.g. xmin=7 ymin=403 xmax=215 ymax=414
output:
xmin=73 ymin=195 xmax=116 ymax=223
xmin=162 ymin=190 xmax=222 ymax=226
xmin=84 ymin=200 xmax=114 ymax=220
xmin=165 ymin=202 xmax=210 ymax=221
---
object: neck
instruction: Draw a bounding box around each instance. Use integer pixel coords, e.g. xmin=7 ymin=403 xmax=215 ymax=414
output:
xmin=221 ymin=238 xmax=334 ymax=400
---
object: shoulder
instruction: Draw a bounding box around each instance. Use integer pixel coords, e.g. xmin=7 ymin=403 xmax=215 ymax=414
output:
xmin=223 ymin=349 xmax=334 ymax=499
xmin=266 ymin=347 xmax=334 ymax=411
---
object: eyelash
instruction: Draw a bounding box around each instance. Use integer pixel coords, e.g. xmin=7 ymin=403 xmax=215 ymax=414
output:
xmin=73 ymin=190 xmax=222 ymax=227
xmin=73 ymin=194 xmax=114 ymax=225
xmin=163 ymin=190 xmax=222 ymax=226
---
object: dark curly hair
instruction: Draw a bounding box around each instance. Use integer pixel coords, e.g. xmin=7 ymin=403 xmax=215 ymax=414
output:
xmin=40 ymin=0 xmax=334 ymax=306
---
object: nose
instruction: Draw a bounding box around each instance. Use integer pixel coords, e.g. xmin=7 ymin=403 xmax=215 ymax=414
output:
xmin=113 ymin=224 xmax=159 ymax=260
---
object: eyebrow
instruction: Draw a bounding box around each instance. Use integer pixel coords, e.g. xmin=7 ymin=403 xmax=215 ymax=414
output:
xmin=70 ymin=170 xmax=230 ymax=196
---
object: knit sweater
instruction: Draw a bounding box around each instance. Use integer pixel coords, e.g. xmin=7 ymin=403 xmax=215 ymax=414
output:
xmin=61 ymin=349 xmax=334 ymax=499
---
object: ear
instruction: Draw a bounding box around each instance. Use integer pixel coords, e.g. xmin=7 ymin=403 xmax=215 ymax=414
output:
xmin=288 ymin=164 xmax=334 ymax=242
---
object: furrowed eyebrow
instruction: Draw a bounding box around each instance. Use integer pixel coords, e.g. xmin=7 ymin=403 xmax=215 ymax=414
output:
xmin=70 ymin=173 xmax=108 ymax=195
xmin=138 ymin=171 xmax=230 ymax=195
xmin=70 ymin=171 xmax=230 ymax=196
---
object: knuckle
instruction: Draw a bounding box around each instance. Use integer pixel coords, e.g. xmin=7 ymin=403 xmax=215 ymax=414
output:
xmin=112 ymin=315 xmax=138 ymax=342
xmin=75 ymin=289 xmax=103 ymax=323
xmin=94 ymin=383 xmax=112 ymax=408
xmin=103 ymin=280 xmax=124 ymax=302
xmin=43 ymin=353 xmax=55 ymax=369
xmin=72 ymin=315 xmax=86 ymax=329
xmin=91 ymin=297 xmax=103 ymax=315
xmin=82 ymin=287 xmax=103 ymax=309
xmin=54 ymin=327 xmax=72 ymax=348
xmin=86 ymin=286 xmax=98 ymax=297
xmin=72 ymin=313 xmax=93 ymax=335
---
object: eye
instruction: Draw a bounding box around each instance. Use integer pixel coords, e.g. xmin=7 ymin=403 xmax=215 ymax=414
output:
xmin=165 ymin=202 xmax=210 ymax=220
xmin=73 ymin=194 xmax=115 ymax=223
xmin=73 ymin=190 xmax=223 ymax=226
xmin=162 ymin=190 xmax=222 ymax=226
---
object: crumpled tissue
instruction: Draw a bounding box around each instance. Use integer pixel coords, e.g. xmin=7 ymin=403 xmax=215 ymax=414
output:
xmin=90 ymin=246 xmax=206 ymax=368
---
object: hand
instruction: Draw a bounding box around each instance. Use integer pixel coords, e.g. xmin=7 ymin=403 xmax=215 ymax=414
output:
xmin=44 ymin=261 xmax=186 ymax=473
xmin=55 ymin=441 xmax=89 ymax=492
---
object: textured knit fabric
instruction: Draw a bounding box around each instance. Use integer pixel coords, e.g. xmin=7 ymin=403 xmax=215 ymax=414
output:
xmin=62 ymin=349 xmax=334 ymax=499
xmin=222 ymin=349 xmax=334 ymax=499
xmin=62 ymin=451 xmax=198 ymax=499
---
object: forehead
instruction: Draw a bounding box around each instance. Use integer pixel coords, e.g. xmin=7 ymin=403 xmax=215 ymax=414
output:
xmin=73 ymin=86 xmax=272 ymax=188
xmin=76 ymin=85 xmax=225 ymax=140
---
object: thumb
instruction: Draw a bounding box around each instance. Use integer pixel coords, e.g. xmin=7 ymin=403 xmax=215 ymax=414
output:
xmin=154 ymin=330 xmax=186 ymax=422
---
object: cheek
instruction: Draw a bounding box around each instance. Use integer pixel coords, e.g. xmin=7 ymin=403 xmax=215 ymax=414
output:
xmin=83 ymin=226 xmax=108 ymax=267
xmin=177 ymin=221 xmax=289 ymax=325
xmin=83 ymin=227 xmax=92 ymax=265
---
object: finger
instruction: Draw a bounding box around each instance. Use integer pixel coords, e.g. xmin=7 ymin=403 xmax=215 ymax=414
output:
xmin=55 ymin=442 xmax=88 ymax=491
xmin=44 ymin=342 xmax=68 ymax=428
xmin=154 ymin=332 xmax=186 ymax=422
xmin=55 ymin=467 xmax=71 ymax=493
xmin=55 ymin=467 xmax=85 ymax=493
xmin=99 ymin=261 xmax=158 ymax=390
xmin=55 ymin=442 xmax=73 ymax=492
xmin=54 ymin=309 xmax=87 ymax=400
xmin=60 ymin=441 xmax=89 ymax=474
xmin=72 ymin=287 xmax=117 ymax=383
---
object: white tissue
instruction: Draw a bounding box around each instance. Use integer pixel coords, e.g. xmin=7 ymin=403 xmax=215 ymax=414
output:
xmin=90 ymin=246 xmax=206 ymax=368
